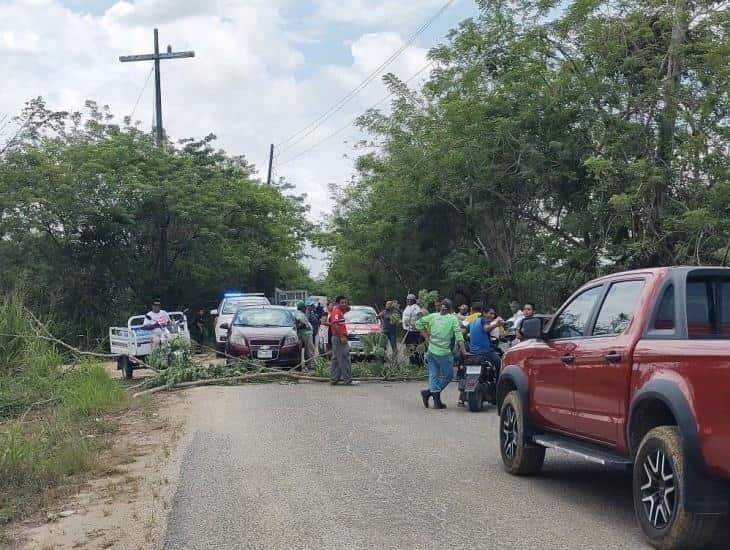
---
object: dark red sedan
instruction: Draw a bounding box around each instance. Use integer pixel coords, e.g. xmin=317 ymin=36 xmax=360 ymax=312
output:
xmin=222 ymin=306 xmax=302 ymax=367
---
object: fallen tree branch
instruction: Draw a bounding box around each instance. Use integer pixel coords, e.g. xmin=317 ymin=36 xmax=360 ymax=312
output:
xmin=132 ymin=372 xmax=292 ymax=397
xmin=132 ymin=372 xmax=428 ymax=398
xmin=0 ymin=332 xmax=158 ymax=372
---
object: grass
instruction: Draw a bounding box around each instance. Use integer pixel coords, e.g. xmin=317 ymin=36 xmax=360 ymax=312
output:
xmin=0 ymin=293 xmax=129 ymax=533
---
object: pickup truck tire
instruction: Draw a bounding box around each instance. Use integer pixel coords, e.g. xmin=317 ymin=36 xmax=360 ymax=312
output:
xmin=633 ymin=426 xmax=719 ymax=550
xmin=499 ymin=391 xmax=545 ymax=475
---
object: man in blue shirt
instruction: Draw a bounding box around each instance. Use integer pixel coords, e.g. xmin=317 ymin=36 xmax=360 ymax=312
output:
xmin=468 ymin=307 xmax=504 ymax=369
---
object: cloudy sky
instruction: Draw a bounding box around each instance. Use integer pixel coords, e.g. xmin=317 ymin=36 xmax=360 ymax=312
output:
xmin=0 ymin=0 xmax=478 ymax=276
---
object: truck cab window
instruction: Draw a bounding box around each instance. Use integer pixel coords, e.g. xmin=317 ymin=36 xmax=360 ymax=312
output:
xmin=720 ymin=282 xmax=730 ymax=336
xmin=548 ymin=286 xmax=603 ymax=339
xmin=593 ymin=280 xmax=645 ymax=336
xmin=686 ymin=276 xmax=730 ymax=338
xmin=687 ymin=280 xmax=714 ymax=337
xmin=653 ymin=285 xmax=675 ymax=331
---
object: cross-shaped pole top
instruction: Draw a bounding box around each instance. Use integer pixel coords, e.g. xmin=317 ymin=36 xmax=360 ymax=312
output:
xmin=119 ymin=28 xmax=194 ymax=145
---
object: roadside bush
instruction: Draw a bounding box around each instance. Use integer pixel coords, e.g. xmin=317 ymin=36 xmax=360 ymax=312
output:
xmin=0 ymin=293 xmax=130 ymax=529
xmin=60 ymin=362 xmax=127 ymax=418
xmin=0 ymin=416 xmax=93 ymax=524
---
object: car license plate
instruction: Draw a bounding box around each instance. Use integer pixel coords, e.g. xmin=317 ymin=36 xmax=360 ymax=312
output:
xmin=257 ymin=349 xmax=273 ymax=359
xmin=466 ymin=366 xmax=482 ymax=375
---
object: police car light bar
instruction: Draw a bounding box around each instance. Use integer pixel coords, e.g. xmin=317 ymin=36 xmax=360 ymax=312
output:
xmin=224 ymin=292 xmax=245 ymax=297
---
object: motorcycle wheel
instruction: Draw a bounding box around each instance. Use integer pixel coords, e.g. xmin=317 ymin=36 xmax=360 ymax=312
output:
xmin=467 ymin=388 xmax=483 ymax=412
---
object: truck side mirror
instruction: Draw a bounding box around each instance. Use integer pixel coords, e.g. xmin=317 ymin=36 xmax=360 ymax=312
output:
xmin=210 ymin=309 xmax=219 ymax=316
xmin=520 ymin=317 xmax=543 ymax=340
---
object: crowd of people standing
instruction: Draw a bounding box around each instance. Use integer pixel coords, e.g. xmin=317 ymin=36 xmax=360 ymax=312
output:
xmin=184 ymin=291 xmax=538 ymax=406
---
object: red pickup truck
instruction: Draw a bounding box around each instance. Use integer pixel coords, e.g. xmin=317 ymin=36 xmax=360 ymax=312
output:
xmin=497 ymin=267 xmax=729 ymax=550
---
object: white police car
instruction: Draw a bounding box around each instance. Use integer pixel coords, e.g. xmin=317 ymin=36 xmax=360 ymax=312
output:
xmin=211 ymin=292 xmax=270 ymax=351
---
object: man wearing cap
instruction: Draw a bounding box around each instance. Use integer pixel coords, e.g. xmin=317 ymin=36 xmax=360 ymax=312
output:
xmin=415 ymin=298 xmax=466 ymax=409
xmin=402 ymin=293 xmax=422 ymax=348
xmin=143 ymin=300 xmax=172 ymax=349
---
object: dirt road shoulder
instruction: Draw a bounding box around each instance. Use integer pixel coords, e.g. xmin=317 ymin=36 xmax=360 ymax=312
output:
xmin=6 ymin=392 xmax=191 ymax=550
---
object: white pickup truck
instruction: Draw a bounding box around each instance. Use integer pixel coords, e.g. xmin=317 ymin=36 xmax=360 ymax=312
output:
xmin=109 ymin=312 xmax=190 ymax=379
xmin=211 ymin=293 xmax=270 ymax=352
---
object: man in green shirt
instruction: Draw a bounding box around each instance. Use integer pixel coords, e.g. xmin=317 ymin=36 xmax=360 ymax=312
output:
xmin=415 ymin=298 xmax=466 ymax=409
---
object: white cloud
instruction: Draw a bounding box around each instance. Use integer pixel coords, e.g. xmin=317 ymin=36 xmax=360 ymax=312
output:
xmin=0 ymin=0 xmax=451 ymax=276
xmin=313 ymin=0 xmax=449 ymax=25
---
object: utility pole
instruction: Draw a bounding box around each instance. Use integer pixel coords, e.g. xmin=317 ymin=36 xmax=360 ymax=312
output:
xmin=119 ymin=28 xmax=195 ymax=145
xmin=119 ymin=29 xmax=194 ymax=302
xmin=266 ymin=144 xmax=275 ymax=185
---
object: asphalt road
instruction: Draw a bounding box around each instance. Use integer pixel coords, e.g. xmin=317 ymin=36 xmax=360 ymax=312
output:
xmin=162 ymin=382 xmax=727 ymax=550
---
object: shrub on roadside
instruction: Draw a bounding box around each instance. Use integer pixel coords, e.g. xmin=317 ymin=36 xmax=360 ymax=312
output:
xmin=60 ymin=362 xmax=128 ymax=418
xmin=0 ymin=293 xmax=129 ymax=529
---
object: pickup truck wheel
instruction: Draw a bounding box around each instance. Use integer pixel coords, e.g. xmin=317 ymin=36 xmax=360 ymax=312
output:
xmin=467 ymin=389 xmax=483 ymax=412
xmin=499 ymin=391 xmax=545 ymax=475
xmin=633 ymin=426 xmax=719 ymax=550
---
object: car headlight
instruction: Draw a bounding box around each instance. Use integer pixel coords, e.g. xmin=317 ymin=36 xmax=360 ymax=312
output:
xmin=283 ymin=335 xmax=298 ymax=346
xmin=229 ymin=333 xmax=247 ymax=346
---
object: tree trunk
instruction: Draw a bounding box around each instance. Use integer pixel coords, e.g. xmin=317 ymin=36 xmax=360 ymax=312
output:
xmin=652 ymin=0 xmax=688 ymax=260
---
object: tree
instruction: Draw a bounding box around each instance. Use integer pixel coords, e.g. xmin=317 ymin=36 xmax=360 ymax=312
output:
xmin=322 ymin=0 xmax=730 ymax=310
xmin=0 ymin=99 xmax=313 ymax=341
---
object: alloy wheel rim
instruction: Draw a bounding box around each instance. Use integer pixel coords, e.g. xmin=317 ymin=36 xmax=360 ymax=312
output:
xmin=502 ymin=405 xmax=518 ymax=460
xmin=640 ymin=448 xmax=675 ymax=529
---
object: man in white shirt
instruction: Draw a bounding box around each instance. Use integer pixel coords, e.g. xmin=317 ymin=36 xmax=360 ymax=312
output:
xmin=506 ymin=300 xmax=524 ymax=337
xmin=402 ymin=293 xmax=424 ymax=352
xmin=143 ymin=300 xmax=171 ymax=349
xmin=402 ymin=294 xmax=421 ymax=330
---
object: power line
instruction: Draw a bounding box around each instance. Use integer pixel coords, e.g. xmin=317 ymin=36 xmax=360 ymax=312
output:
xmin=278 ymin=61 xmax=434 ymax=167
xmin=128 ymin=66 xmax=154 ymax=122
xmin=276 ymin=0 xmax=456 ymax=155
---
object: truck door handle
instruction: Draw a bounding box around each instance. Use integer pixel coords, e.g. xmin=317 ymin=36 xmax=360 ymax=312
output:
xmin=605 ymin=352 xmax=621 ymax=363
xmin=561 ymin=355 xmax=574 ymax=365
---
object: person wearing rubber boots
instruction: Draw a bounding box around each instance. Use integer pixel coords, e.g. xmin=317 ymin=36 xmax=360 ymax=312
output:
xmin=415 ymin=298 xmax=466 ymax=409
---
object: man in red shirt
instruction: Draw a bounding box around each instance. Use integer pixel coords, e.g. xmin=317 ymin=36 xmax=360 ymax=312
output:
xmin=329 ymin=295 xmax=358 ymax=385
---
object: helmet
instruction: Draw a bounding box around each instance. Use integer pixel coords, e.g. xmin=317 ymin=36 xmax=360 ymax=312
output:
xmin=406 ymin=293 xmax=416 ymax=300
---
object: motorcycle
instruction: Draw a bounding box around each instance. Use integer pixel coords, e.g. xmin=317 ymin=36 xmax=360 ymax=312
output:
xmin=457 ymin=337 xmax=503 ymax=412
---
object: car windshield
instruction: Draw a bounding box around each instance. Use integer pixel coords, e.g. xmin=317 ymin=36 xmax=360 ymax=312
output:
xmin=345 ymin=308 xmax=377 ymax=324
xmin=233 ymin=308 xmax=292 ymax=327
xmin=222 ymin=297 xmax=267 ymax=314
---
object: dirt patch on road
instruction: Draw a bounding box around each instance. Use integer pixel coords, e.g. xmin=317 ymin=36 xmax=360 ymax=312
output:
xmin=4 ymin=392 xmax=191 ymax=550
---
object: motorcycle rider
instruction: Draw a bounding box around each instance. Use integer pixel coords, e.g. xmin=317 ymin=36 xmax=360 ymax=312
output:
xmin=468 ymin=306 xmax=504 ymax=371
xmin=142 ymin=299 xmax=172 ymax=349
xmin=483 ymin=306 xmax=503 ymax=338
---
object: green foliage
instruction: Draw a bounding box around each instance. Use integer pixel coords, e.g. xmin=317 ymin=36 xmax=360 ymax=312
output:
xmin=148 ymin=338 xmax=193 ymax=371
xmin=0 ymin=417 xmax=94 ymax=524
xmin=0 ymin=100 xmax=312 ymax=343
xmin=323 ymin=0 xmax=730 ymax=310
xmin=59 ymin=362 xmax=127 ymax=418
xmin=312 ymin=348 xmax=426 ymax=380
xmin=0 ymin=297 xmax=129 ymax=530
